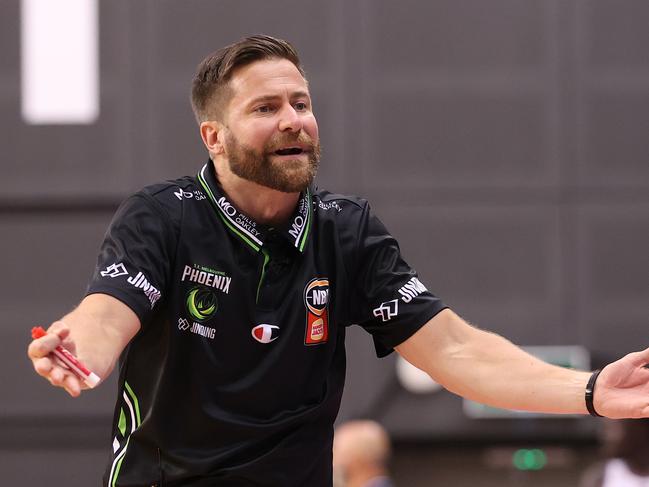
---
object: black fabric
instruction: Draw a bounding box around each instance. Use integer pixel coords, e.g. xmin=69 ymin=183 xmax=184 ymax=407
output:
xmin=89 ymin=161 xmax=447 ymax=486
xmin=88 ymin=191 xmax=178 ymax=325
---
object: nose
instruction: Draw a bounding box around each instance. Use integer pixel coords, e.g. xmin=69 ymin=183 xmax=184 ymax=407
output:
xmin=278 ymin=105 xmax=302 ymax=133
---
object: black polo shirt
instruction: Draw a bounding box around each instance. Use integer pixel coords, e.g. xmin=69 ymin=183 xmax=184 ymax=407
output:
xmin=88 ymin=161 xmax=447 ymax=487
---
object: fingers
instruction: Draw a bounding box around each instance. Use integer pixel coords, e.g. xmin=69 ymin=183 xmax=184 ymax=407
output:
xmin=27 ymin=321 xmax=70 ymax=360
xmin=47 ymin=320 xmax=70 ymax=337
xmin=33 ymin=355 xmax=66 ymax=383
xmin=49 ymin=362 xmax=70 ymax=386
xmin=28 ymin=321 xmax=82 ymax=397
xmin=50 ymin=368 xmax=83 ymax=397
xmin=63 ymin=375 xmax=82 ymax=397
xmin=33 ymin=355 xmax=53 ymax=376
xmin=625 ymin=348 xmax=649 ymax=368
xmin=28 ymin=334 xmax=59 ymax=360
xmin=32 ymin=356 xmax=83 ymax=396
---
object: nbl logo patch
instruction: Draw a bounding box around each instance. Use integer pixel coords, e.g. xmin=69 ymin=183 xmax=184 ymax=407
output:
xmin=303 ymin=277 xmax=329 ymax=345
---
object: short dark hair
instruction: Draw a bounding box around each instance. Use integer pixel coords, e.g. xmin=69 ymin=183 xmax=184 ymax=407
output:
xmin=190 ymin=35 xmax=305 ymax=124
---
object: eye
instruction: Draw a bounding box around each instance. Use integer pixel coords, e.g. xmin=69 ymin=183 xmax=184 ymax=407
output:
xmin=293 ymin=101 xmax=309 ymax=112
xmin=256 ymin=105 xmax=272 ymax=113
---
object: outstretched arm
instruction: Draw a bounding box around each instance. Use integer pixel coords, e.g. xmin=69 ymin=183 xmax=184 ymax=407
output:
xmin=27 ymin=293 xmax=140 ymax=397
xmin=396 ymin=308 xmax=649 ymax=418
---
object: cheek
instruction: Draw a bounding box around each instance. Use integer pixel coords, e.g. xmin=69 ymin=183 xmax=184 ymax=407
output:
xmin=303 ymin=115 xmax=319 ymax=140
xmin=236 ymin=123 xmax=274 ymax=149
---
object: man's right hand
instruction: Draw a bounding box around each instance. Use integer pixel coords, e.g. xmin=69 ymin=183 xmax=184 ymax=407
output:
xmin=28 ymin=321 xmax=84 ymax=397
xmin=27 ymin=293 xmax=142 ymax=398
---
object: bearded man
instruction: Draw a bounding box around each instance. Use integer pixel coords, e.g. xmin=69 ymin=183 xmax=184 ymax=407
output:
xmin=28 ymin=35 xmax=649 ymax=487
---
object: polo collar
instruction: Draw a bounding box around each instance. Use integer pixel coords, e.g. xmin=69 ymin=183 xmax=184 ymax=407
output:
xmin=196 ymin=161 xmax=313 ymax=253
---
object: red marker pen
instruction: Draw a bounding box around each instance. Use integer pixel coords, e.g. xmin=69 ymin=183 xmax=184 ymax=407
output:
xmin=31 ymin=326 xmax=101 ymax=388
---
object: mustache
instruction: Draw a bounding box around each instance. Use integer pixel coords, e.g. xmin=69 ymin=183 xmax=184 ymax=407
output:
xmin=265 ymin=132 xmax=319 ymax=152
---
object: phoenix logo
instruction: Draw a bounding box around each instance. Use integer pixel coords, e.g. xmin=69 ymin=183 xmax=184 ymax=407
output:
xmin=185 ymin=286 xmax=218 ymax=322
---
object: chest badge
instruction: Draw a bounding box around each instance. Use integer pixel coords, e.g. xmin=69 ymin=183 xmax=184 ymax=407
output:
xmin=186 ymin=286 xmax=218 ymax=322
xmin=304 ymin=277 xmax=329 ymax=345
xmin=252 ymin=324 xmax=280 ymax=344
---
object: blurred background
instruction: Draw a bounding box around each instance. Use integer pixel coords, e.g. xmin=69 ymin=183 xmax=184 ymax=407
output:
xmin=2 ymin=0 xmax=649 ymax=485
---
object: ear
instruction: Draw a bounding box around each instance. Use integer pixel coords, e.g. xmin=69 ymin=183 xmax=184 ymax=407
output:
xmin=200 ymin=121 xmax=226 ymax=155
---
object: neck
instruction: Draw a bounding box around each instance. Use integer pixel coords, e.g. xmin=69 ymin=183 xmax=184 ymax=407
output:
xmin=212 ymin=158 xmax=300 ymax=226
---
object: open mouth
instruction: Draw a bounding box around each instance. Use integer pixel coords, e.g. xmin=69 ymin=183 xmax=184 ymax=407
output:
xmin=274 ymin=147 xmax=304 ymax=156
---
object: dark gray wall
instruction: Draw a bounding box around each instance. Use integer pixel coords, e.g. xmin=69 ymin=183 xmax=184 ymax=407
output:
xmin=2 ymin=1 xmax=648 ymax=485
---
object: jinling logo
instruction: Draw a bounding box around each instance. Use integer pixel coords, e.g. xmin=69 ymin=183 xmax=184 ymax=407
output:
xmin=373 ymin=299 xmax=399 ymax=322
xmin=178 ymin=317 xmax=191 ymax=331
xmin=100 ymin=263 xmax=128 ymax=278
xmin=127 ymin=271 xmax=161 ymax=308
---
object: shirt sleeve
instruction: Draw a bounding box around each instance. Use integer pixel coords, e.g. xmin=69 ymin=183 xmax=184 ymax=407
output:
xmin=349 ymin=203 xmax=447 ymax=357
xmin=86 ymin=191 xmax=177 ymax=325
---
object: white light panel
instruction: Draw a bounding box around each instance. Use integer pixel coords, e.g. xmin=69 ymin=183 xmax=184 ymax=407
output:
xmin=21 ymin=0 xmax=99 ymax=124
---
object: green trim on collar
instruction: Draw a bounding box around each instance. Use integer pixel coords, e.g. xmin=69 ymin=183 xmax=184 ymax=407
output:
xmin=196 ymin=162 xmax=313 ymax=253
xmin=197 ymin=167 xmax=261 ymax=252
xmin=297 ymin=188 xmax=312 ymax=253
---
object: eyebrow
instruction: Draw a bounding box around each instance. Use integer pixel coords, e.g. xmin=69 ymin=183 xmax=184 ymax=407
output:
xmin=247 ymin=91 xmax=311 ymax=106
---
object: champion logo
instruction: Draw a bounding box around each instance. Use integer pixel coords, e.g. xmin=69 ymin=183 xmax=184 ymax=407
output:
xmin=251 ymin=324 xmax=280 ymax=344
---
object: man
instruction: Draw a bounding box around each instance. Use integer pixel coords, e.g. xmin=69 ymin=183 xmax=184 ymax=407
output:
xmin=28 ymin=35 xmax=649 ymax=487
xmin=333 ymin=420 xmax=394 ymax=487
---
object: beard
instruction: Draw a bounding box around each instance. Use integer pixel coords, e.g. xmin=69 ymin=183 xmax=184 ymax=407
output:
xmin=224 ymin=130 xmax=321 ymax=193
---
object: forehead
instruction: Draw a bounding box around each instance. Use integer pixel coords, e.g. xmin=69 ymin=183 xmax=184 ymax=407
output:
xmin=227 ymin=58 xmax=309 ymax=105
